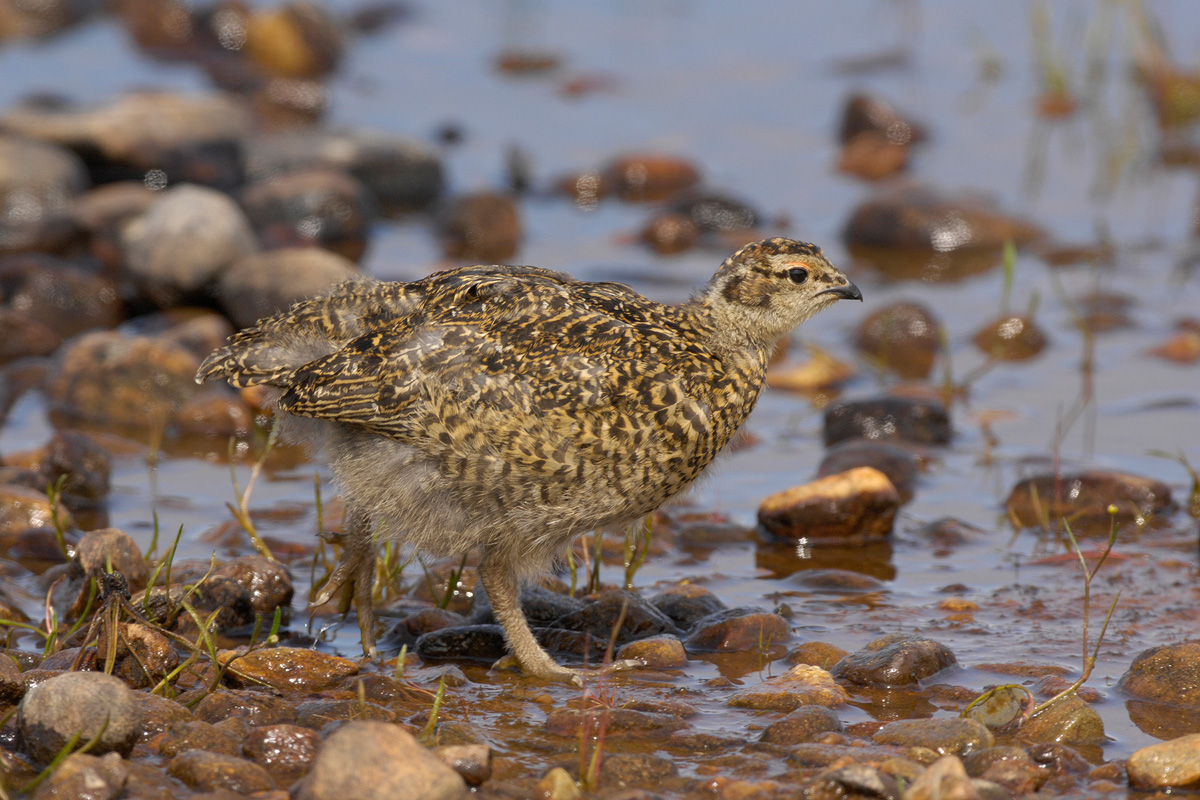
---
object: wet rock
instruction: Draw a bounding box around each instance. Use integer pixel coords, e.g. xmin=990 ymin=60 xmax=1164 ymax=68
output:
xmin=34 ymin=431 xmax=112 ymax=512
xmin=786 ymin=641 xmax=850 ymax=669
xmin=1128 ymin=733 xmax=1200 ymax=790
xmin=99 ymin=621 xmax=179 ymax=689
xmin=17 ymin=671 xmax=142 ymax=764
xmin=854 ymin=301 xmax=941 ymax=379
xmin=843 ymin=182 xmax=1043 ymax=281
xmin=616 ymin=634 xmax=687 ymax=669
xmin=218 ymin=248 xmax=361 ymax=329
xmin=824 ymin=396 xmax=952 ymax=447
xmin=174 ymin=388 xmax=254 ymax=438
xmin=640 ymin=212 xmax=699 ymax=255
xmin=45 ymin=329 xmax=200 ymax=428
xmin=837 ymin=130 xmax=912 ymax=181
xmin=0 ymin=92 xmax=252 ymax=189
xmin=684 ymin=606 xmax=789 ymax=652
xmin=914 ymin=517 xmax=986 ymax=548
xmin=130 ymin=690 xmax=192 ymax=738
xmin=817 ymin=439 xmax=919 ymax=504
xmin=837 ymin=92 xmax=926 ymax=147
xmin=552 ymin=588 xmax=680 ymax=645
xmin=0 ymin=307 xmax=59 ymax=362
xmin=538 ymin=766 xmax=582 ymax=800
xmin=1007 ymin=470 xmax=1172 ymax=532
xmin=789 ymin=569 xmax=886 ymax=593
xmin=0 ymin=255 xmax=121 ymax=342
xmin=7 ymin=524 xmax=74 ymax=567
xmin=787 ymin=742 xmax=905 ymax=769
xmin=728 ymin=664 xmax=848 ymax=711
xmin=210 ymin=554 xmax=294 ymax=619
xmin=34 ymin=751 xmax=128 ymax=800
xmin=160 ymin=718 xmax=249 ymax=758
xmin=832 ymin=633 xmax=957 ymax=687
xmin=295 ymin=720 xmax=467 ymax=800
xmin=121 ymin=183 xmax=258 ymax=308
xmin=246 ymin=129 xmax=444 ymax=215
xmin=905 ymin=755 xmax=978 ymax=800
xmin=438 ymin=192 xmax=521 ymax=262
xmin=606 ymin=154 xmax=701 ymax=203
xmin=808 ymin=764 xmax=901 ymax=800
xmin=76 ymin=527 xmax=148 ymax=590
xmin=383 ymin=607 xmax=467 ymax=648
xmin=294 ymin=698 xmax=394 ymax=728
xmin=874 ymin=718 xmax=994 ymax=756
xmin=239 ymin=168 xmax=373 ymax=261
xmin=1017 ymin=696 xmax=1105 ymax=747
xmin=416 ymin=624 xmax=508 ymax=664
xmin=760 ymin=705 xmax=844 ymax=745
xmin=757 ymin=467 xmax=899 ymax=542
xmin=242 ymin=2 xmax=345 ymax=78
xmin=973 ymin=313 xmax=1047 ymax=360
xmin=435 ymin=743 xmax=491 ymax=788
xmin=167 ymin=749 xmax=276 ymax=794
xmin=243 ymin=723 xmax=319 ymax=785
xmin=0 ymin=653 xmax=24 ymax=704
xmin=1120 ymin=642 xmax=1200 ymax=709
xmin=69 ymin=181 xmax=157 ymax=266
xmin=544 ymin=707 xmax=685 ymax=740
xmin=193 ymin=689 xmax=299 ymax=726
xmin=220 ymin=647 xmax=357 ymax=693
xmin=963 ymin=747 xmax=1046 ymax=793
xmin=192 ymin=574 xmax=256 ymax=629
xmin=599 ymin=753 xmax=678 ymax=788
xmin=650 ymin=583 xmax=727 ymax=630
xmin=0 ymin=135 xmax=88 ymax=254
xmin=668 ymin=189 xmax=759 ymax=234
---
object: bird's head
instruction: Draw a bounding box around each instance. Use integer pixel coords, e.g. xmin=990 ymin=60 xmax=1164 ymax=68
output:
xmin=700 ymin=237 xmax=862 ymax=348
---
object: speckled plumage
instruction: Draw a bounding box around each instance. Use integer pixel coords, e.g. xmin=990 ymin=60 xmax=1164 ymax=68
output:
xmin=197 ymin=237 xmax=861 ymax=681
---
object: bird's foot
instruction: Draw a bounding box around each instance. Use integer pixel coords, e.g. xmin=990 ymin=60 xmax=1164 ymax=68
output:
xmin=311 ymin=530 xmax=379 ymax=658
xmin=492 ymin=655 xmax=645 ymax=686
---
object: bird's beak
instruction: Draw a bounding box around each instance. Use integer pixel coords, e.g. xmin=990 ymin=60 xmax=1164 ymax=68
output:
xmin=817 ymin=278 xmax=863 ymax=302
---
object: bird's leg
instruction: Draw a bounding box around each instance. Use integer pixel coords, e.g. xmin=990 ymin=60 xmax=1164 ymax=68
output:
xmin=312 ymin=508 xmax=379 ymax=658
xmin=478 ymin=553 xmax=643 ymax=684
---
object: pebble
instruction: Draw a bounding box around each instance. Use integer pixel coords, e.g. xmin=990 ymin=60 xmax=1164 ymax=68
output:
xmin=1018 ymin=696 xmax=1106 ymax=747
xmin=167 ymin=749 xmax=277 ymax=794
xmin=904 ymin=755 xmax=979 ymax=800
xmin=435 ymin=743 xmax=492 ymax=787
xmin=1127 ymin=733 xmax=1200 ymax=790
xmin=759 ymin=706 xmax=844 ymax=745
xmin=121 ymin=183 xmax=258 ymax=308
xmin=873 ymin=718 xmax=994 ymax=756
xmin=242 ymin=723 xmax=320 ymax=785
xmin=616 ymin=633 xmax=687 ymax=669
xmin=973 ymin=313 xmax=1048 ymax=360
xmin=544 ymin=708 xmax=685 ymax=740
xmin=0 ymin=255 xmax=121 ymax=342
xmin=668 ymin=189 xmax=759 ymax=233
xmin=964 ymin=747 xmax=1047 ymax=794
xmin=787 ymin=742 xmax=905 ymax=769
xmin=824 ymin=396 xmax=952 ymax=447
xmin=808 ymin=764 xmax=901 ymax=800
xmin=239 ymin=168 xmax=374 ymax=261
xmin=551 ymin=588 xmax=680 ymax=645
xmin=854 ymin=301 xmax=941 ymax=379
xmin=34 ymin=430 xmax=112 ymax=512
xmin=605 ymin=154 xmax=700 ymax=202
xmin=650 ymin=583 xmax=728 ymax=630
xmin=538 ymin=766 xmax=582 ymax=800
xmin=294 ymin=698 xmax=394 ymax=728
xmin=174 ymin=389 xmax=254 ymax=438
xmin=837 ymin=92 xmax=927 ymax=147
xmin=1006 ymin=469 xmax=1172 ymax=532
xmin=17 ymin=671 xmax=142 ymax=764
xmin=786 ymin=641 xmax=850 ymax=670
xmin=76 ymin=527 xmax=148 ymax=590
xmin=0 ymin=652 xmax=24 ymax=703
xmin=1119 ymin=641 xmax=1200 ymax=707
xmin=817 ymin=439 xmax=919 ymax=504
xmin=728 ymin=664 xmax=848 ymax=711
xmin=218 ymin=248 xmax=361 ymax=329
xmin=100 ymin=622 xmax=179 ymax=689
xmin=598 ymin=753 xmax=678 ymax=789
xmin=684 ymin=607 xmax=789 ymax=653
xmin=640 ymin=212 xmax=699 ymax=255
xmin=243 ymin=2 xmax=346 ymax=78
xmin=0 ymin=486 xmax=66 ymax=541
xmin=416 ymin=624 xmax=508 ymax=664
xmin=160 ymin=717 xmax=248 ymax=758
xmin=788 ymin=569 xmax=886 ymax=593
xmin=831 ymin=633 xmax=957 ymax=687
xmin=294 ymin=720 xmax=467 ymax=800
xmin=193 ymin=689 xmax=299 ymax=726
xmin=0 ymin=135 xmax=88 ymax=254
xmin=757 ymin=466 xmax=899 ymax=542
xmin=129 ymin=691 xmax=193 ymax=738
xmin=437 ymin=192 xmax=522 ymax=262
xmin=210 ymin=554 xmax=295 ymax=619
xmin=220 ymin=647 xmax=358 ymax=693
xmin=33 ymin=752 xmax=128 ymax=800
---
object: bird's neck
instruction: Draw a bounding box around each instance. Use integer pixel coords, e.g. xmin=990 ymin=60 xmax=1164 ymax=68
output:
xmin=684 ymin=294 xmax=782 ymax=358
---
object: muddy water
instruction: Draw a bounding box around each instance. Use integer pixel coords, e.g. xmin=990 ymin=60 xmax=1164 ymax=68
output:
xmin=1 ymin=0 xmax=1200 ymax=786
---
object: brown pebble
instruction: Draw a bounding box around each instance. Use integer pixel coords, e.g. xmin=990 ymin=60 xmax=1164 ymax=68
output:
xmin=219 ymin=647 xmax=358 ymax=693
xmin=973 ymin=313 xmax=1047 ymax=360
xmin=728 ymin=664 xmax=848 ymax=711
xmin=854 ymin=301 xmax=941 ymax=379
xmin=760 ymin=705 xmax=844 ymax=745
xmin=242 ymin=723 xmax=320 ymax=785
xmin=832 ymin=633 xmax=957 ymax=687
xmin=684 ymin=607 xmax=789 ymax=653
xmin=606 ymin=154 xmax=700 ymax=203
xmin=640 ymin=212 xmax=700 ymax=255
xmin=616 ymin=634 xmax=687 ymax=670
xmin=438 ymin=192 xmax=521 ymax=262
xmin=1006 ymin=469 xmax=1172 ymax=532
xmin=757 ymin=466 xmax=899 ymax=542
xmin=167 ymin=749 xmax=276 ymax=794
xmin=1128 ymin=733 xmax=1200 ymax=790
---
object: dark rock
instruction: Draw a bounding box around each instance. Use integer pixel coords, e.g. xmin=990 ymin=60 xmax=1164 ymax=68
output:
xmin=192 ymin=689 xmax=299 ymax=726
xmin=35 ymin=431 xmax=112 ymax=511
xmin=0 ymin=92 xmax=252 ymax=189
xmin=0 ymin=255 xmax=121 ymax=342
xmin=210 ymin=554 xmax=294 ymax=619
xmin=294 ymin=720 xmax=467 ymax=800
xmin=837 ymin=130 xmax=912 ymax=181
xmin=242 ymin=723 xmax=320 ymax=785
xmin=220 ymin=646 xmax=358 ymax=693
xmin=552 ymin=589 xmax=680 ymax=646
xmin=245 ymin=130 xmax=444 ymax=215
xmin=32 ymin=751 xmax=128 ymax=800
xmin=615 ymin=634 xmax=687 ymax=670
xmin=818 ymin=439 xmax=919 ymax=504
xmin=0 ymin=653 xmax=24 ymax=704
xmin=963 ymin=747 xmax=1047 ymax=794
xmin=649 ymin=584 xmax=727 ymax=630
xmin=17 ymin=671 xmax=142 ymax=764
xmin=0 ymin=308 xmax=59 ymax=363
xmin=435 ymin=743 xmax=491 ymax=788
xmin=757 ymin=467 xmax=899 ymax=542
xmin=973 ymin=313 xmax=1047 ymax=360
xmin=824 ymin=396 xmax=952 ymax=447
xmin=668 ymin=189 xmax=759 ymax=233
xmin=760 ymin=705 xmax=844 ymax=745
xmin=160 ymin=718 xmax=248 ymax=758
xmin=45 ymin=329 xmax=200 ymax=429
xmin=1007 ymin=470 xmax=1172 ymax=533
xmin=0 ymin=135 xmax=87 ymax=254
xmin=239 ymin=168 xmax=374 ymax=261
xmin=416 ymin=624 xmax=508 ymax=664
xmin=438 ymin=192 xmax=521 ymax=262
xmin=294 ymin=698 xmax=393 ymax=728
xmin=129 ymin=690 xmax=192 ymax=738
xmin=854 ymin=301 xmax=941 ymax=379
xmin=470 ymin=581 xmax=584 ymax=627
xmin=605 ymin=154 xmax=700 ymax=203
xmin=684 ymin=607 xmax=789 ymax=653
xmin=808 ymin=764 xmax=900 ymax=800
xmin=121 ymin=184 xmax=258 ymax=308
xmin=167 ymin=749 xmax=276 ymax=794
xmin=873 ymin=718 xmax=994 ymax=755
xmin=217 ymin=247 xmax=361 ymax=329
xmin=76 ymin=528 xmax=148 ymax=590
xmin=832 ymin=633 xmax=957 ymax=687
xmin=837 ymin=92 xmax=927 ymax=146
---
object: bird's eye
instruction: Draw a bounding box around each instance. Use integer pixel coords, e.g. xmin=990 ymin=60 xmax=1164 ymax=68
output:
xmin=787 ymin=267 xmax=809 ymax=285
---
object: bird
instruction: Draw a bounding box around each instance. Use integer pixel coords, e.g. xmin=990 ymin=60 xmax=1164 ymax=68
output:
xmin=196 ymin=237 xmax=861 ymax=682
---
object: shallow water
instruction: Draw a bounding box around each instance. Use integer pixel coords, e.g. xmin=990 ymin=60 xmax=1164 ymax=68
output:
xmin=2 ymin=0 xmax=1200 ymax=782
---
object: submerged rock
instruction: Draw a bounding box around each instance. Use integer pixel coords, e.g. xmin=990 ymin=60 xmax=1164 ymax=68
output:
xmin=1006 ymin=469 xmax=1172 ymax=532
xmin=854 ymin=301 xmax=941 ymax=379
xmin=973 ymin=313 xmax=1048 ymax=360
